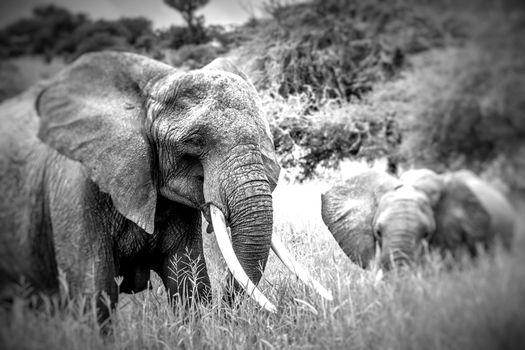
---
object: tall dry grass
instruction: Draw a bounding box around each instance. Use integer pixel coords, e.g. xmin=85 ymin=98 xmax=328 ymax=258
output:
xmin=1 ymin=177 xmax=524 ymax=350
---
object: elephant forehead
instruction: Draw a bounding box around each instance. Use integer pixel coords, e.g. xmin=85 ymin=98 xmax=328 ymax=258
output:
xmin=401 ymin=169 xmax=443 ymax=203
xmin=386 ymin=185 xmax=425 ymax=201
xmin=151 ymin=71 xmax=260 ymax=116
xmin=186 ymin=71 xmax=257 ymax=105
xmin=195 ymin=70 xmax=252 ymax=95
xmin=400 ymin=169 xmax=438 ymax=184
xmin=378 ymin=186 xmax=435 ymax=227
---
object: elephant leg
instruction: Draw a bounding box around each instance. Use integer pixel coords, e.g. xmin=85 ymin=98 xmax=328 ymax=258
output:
xmin=79 ymin=205 xmax=119 ymax=329
xmin=153 ymin=203 xmax=211 ymax=310
xmin=92 ymin=232 xmax=119 ymax=328
xmin=158 ymin=241 xmax=211 ymax=309
xmin=84 ymin=190 xmax=121 ymax=329
xmin=118 ymin=260 xmax=151 ymax=294
xmin=156 ymin=224 xmax=211 ymax=307
xmin=49 ymin=172 xmax=119 ymax=328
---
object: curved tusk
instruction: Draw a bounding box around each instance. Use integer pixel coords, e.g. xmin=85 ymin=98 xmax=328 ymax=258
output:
xmin=271 ymin=235 xmax=333 ymax=301
xmin=372 ymin=242 xmax=384 ymax=283
xmin=373 ymin=241 xmax=382 ymax=271
xmin=210 ymin=204 xmax=277 ymax=313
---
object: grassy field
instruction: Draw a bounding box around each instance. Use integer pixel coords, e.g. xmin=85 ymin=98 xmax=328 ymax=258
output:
xmin=1 ymin=2 xmax=524 ymax=348
xmin=1 ymin=170 xmax=524 ymax=350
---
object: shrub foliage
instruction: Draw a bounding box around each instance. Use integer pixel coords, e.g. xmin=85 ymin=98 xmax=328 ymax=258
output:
xmin=243 ymin=0 xmax=458 ymax=105
xmin=1 ymin=0 xmax=523 ymax=183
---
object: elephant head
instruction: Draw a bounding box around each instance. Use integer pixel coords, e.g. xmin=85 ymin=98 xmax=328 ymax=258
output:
xmin=36 ymin=52 xmax=330 ymax=310
xmin=321 ymin=169 xmax=516 ymax=269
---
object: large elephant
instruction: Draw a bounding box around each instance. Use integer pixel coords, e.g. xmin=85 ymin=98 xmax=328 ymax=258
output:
xmin=0 ymin=52 xmax=331 ymax=321
xmin=321 ymin=168 xmax=516 ymax=269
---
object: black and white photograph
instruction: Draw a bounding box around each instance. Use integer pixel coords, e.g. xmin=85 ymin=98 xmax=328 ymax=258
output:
xmin=0 ymin=0 xmax=524 ymax=349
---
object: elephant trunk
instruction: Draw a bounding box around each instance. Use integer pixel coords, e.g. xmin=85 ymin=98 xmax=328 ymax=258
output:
xmin=225 ymin=166 xmax=273 ymax=287
xmin=205 ymin=147 xmax=333 ymax=307
xmin=203 ymin=148 xmax=273 ymax=307
xmin=381 ymin=226 xmax=417 ymax=269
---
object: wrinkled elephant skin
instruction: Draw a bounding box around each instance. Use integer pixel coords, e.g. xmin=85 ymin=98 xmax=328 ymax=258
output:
xmin=0 ymin=52 xmax=282 ymax=322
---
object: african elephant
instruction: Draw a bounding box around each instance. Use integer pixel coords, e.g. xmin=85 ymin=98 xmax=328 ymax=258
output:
xmin=0 ymin=52 xmax=331 ymax=321
xmin=321 ymin=168 xmax=516 ymax=269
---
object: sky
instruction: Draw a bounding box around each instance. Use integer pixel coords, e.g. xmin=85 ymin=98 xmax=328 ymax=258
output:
xmin=0 ymin=0 xmax=265 ymax=29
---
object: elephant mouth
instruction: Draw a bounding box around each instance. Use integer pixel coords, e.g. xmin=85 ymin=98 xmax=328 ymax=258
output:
xmin=371 ymin=242 xmax=413 ymax=272
xmin=380 ymin=249 xmax=413 ymax=270
xmin=209 ymin=204 xmax=333 ymax=312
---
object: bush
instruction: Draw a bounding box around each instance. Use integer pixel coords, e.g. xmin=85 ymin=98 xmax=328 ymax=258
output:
xmin=251 ymin=0 xmax=524 ymax=182
xmin=262 ymin=90 xmax=401 ymax=180
xmin=0 ymin=5 xmax=89 ymax=59
xmin=157 ymin=25 xmax=204 ymax=50
xmin=402 ymin=28 xmax=523 ymax=167
xmin=237 ymin=0 xmax=462 ymax=110
xmin=365 ymin=3 xmax=525 ymax=188
xmin=166 ymin=43 xmax=227 ymax=69
xmin=0 ymin=5 xmax=211 ymax=60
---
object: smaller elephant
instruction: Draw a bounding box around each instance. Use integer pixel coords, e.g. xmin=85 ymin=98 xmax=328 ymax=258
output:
xmin=321 ymin=168 xmax=516 ymax=269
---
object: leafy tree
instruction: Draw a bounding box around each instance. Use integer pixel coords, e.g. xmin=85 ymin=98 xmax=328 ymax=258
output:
xmin=0 ymin=5 xmax=88 ymax=58
xmin=64 ymin=20 xmax=136 ymax=59
xmin=158 ymin=25 xmax=193 ymax=49
xmin=118 ymin=17 xmax=154 ymax=45
xmin=206 ymin=24 xmax=233 ymax=47
xmin=163 ymin=0 xmax=209 ymax=45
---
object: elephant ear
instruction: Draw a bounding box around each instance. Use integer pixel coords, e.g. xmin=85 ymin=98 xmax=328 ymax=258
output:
xmin=202 ymin=58 xmax=281 ymax=191
xmin=37 ymin=51 xmax=174 ymax=234
xmin=431 ymin=170 xmax=516 ymax=250
xmin=321 ymin=170 xmax=401 ymax=268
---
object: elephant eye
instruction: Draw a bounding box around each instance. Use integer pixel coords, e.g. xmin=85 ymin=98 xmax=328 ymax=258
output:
xmin=182 ymin=134 xmax=205 ymax=156
xmin=185 ymin=134 xmax=204 ymax=146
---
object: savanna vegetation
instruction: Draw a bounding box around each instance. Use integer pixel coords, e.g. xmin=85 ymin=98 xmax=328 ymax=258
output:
xmin=0 ymin=0 xmax=524 ymax=349
xmin=1 ymin=181 xmax=524 ymax=349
